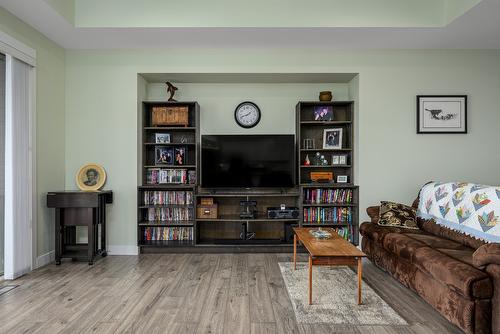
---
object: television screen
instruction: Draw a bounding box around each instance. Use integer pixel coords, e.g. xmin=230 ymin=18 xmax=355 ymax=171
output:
xmin=201 ymin=135 xmax=295 ymax=188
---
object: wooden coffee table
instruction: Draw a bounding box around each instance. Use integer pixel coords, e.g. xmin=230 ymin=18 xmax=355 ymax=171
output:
xmin=293 ymin=227 xmax=366 ymax=305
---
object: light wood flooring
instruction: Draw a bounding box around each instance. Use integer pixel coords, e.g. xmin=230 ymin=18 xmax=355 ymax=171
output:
xmin=0 ymin=254 xmax=462 ymax=334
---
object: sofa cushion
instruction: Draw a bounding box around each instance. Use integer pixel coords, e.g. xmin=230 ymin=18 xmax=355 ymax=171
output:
xmin=418 ymin=216 xmax=485 ymax=250
xmin=437 ymin=248 xmax=476 ymax=267
xmin=360 ymin=222 xmax=427 ymax=244
xmin=382 ymin=233 xmax=428 ymax=263
xmin=378 ymin=201 xmax=418 ymax=229
xmin=404 ymin=234 xmax=468 ymax=250
xmin=413 ymin=247 xmax=493 ymax=299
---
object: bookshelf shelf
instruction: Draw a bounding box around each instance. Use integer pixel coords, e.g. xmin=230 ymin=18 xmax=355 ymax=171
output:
xmin=300 ymin=121 xmax=352 ymax=125
xmin=144 ymin=143 xmax=196 ymax=146
xmin=300 ymin=165 xmax=351 ymax=168
xmin=143 ymin=165 xmax=196 ymax=169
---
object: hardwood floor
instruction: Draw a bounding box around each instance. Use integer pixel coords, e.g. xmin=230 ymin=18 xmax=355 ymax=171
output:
xmin=0 ymin=254 xmax=463 ymax=334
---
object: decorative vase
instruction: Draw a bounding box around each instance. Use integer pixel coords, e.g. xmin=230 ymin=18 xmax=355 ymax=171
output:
xmin=319 ymin=91 xmax=333 ymax=102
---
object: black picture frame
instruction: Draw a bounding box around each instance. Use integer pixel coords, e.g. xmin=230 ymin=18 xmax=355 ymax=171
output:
xmin=416 ymin=95 xmax=467 ymax=134
xmin=155 ymin=147 xmax=174 ymax=165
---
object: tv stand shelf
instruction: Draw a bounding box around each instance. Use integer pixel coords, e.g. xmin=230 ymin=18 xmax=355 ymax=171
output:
xmin=195 ymin=190 xmax=300 ymax=246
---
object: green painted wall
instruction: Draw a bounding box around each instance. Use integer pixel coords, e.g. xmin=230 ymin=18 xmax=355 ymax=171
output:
xmin=0 ymin=8 xmax=66 ymax=258
xmin=65 ymin=49 xmax=500 ymax=252
xmin=75 ymin=0 xmax=445 ymax=28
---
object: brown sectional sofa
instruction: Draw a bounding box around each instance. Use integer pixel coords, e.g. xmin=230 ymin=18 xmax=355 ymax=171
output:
xmin=360 ymin=200 xmax=500 ymax=334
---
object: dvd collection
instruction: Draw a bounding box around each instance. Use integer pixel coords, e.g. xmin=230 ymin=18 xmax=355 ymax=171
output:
xmin=147 ymin=168 xmax=188 ymax=184
xmin=143 ymin=191 xmax=194 ymax=205
xmin=303 ymin=188 xmax=353 ymax=204
xmin=147 ymin=207 xmax=193 ymax=221
xmin=303 ymin=207 xmax=352 ymax=224
xmin=144 ymin=226 xmax=193 ymax=241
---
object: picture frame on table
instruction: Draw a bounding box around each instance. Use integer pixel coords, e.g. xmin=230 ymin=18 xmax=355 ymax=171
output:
xmin=323 ymin=128 xmax=343 ymax=149
xmin=417 ymin=95 xmax=467 ymax=134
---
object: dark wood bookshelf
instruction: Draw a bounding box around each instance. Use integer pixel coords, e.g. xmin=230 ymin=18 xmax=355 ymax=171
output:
xmin=296 ymin=101 xmax=359 ymax=245
xmin=138 ymin=101 xmax=200 ymax=251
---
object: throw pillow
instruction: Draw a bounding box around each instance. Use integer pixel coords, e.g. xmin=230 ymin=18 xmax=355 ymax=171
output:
xmin=378 ymin=201 xmax=419 ymax=229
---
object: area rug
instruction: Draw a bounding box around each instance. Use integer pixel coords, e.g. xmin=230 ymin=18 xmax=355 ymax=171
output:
xmin=279 ymin=262 xmax=407 ymax=325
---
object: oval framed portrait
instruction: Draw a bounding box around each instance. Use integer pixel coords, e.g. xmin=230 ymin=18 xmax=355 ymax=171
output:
xmin=76 ymin=164 xmax=106 ymax=191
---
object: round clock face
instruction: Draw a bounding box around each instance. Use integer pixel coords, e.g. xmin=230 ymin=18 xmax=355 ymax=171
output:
xmin=235 ymin=102 xmax=261 ymax=128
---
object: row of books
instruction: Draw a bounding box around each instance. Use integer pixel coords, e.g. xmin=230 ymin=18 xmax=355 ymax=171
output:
xmin=147 ymin=168 xmax=195 ymax=184
xmin=143 ymin=227 xmax=193 ymax=241
xmin=303 ymin=188 xmax=353 ymax=204
xmin=334 ymin=226 xmax=354 ymax=241
xmin=303 ymin=207 xmax=353 ymax=224
xmin=143 ymin=191 xmax=194 ymax=205
xmin=147 ymin=207 xmax=194 ymax=221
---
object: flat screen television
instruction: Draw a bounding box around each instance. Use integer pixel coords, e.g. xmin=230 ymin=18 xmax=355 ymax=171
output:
xmin=201 ymin=135 xmax=295 ymax=188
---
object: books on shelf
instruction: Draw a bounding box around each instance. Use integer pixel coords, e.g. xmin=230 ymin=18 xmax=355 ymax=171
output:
xmin=147 ymin=168 xmax=187 ymax=184
xmin=143 ymin=191 xmax=194 ymax=205
xmin=147 ymin=207 xmax=193 ymax=221
xmin=303 ymin=207 xmax=352 ymax=224
xmin=144 ymin=226 xmax=193 ymax=241
xmin=303 ymin=188 xmax=353 ymax=204
xmin=333 ymin=226 xmax=353 ymax=241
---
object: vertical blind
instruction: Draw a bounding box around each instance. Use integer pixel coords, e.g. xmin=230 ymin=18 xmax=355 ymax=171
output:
xmin=4 ymin=55 xmax=33 ymax=279
xmin=0 ymin=54 xmax=5 ymax=276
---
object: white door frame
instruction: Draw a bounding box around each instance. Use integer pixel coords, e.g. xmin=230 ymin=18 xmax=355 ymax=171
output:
xmin=0 ymin=30 xmax=37 ymax=273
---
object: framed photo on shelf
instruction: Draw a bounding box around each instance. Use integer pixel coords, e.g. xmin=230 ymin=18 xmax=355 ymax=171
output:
xmin=337 ymin=175 xmax=348 ymax=183
xmin=175 ymin=147 xmax=186 ymax=165
xmin=332 ymin=154 xmax=348 ymax=165
xmin=331 ymin=155 xmax=340 ymax=165
xmin=313 ymin=106 xmax=333 ymax=121
xmin=417 ymin=95 xmax=467 ymax=134
xmin=155 ymin=133 xmax=171 ymax=143
xmin=155 ymin=147 xmax=174 ymax=165
xmin=323 ymin=128 xmax=342 ymax=149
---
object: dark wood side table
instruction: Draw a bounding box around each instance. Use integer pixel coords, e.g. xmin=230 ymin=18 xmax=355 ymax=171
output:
xmin=47 ymin=191 xmax=113 ymax=265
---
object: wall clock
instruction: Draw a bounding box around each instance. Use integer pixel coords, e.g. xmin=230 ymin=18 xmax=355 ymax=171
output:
xmin=234 ymin=101 xmax=261 ymax=128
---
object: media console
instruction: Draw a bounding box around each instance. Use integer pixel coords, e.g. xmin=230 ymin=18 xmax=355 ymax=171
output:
xmin=195 ymin=190 xmax=300 ymax=246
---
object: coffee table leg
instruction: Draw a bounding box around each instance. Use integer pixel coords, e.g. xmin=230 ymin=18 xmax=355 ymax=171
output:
xmin=309 ymin=256 xmax=313 ymax=305
xmin=357 ymin=257 xmax=362 ymax=305
xmin=293 ymin=234 xmax=297 ymax=270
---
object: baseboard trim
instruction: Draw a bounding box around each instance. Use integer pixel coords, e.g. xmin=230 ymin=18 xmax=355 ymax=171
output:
xmin=36 ymin=250 xmax=55 ymax=268
xmin=108 ymin=245 xmax=139 ymax=256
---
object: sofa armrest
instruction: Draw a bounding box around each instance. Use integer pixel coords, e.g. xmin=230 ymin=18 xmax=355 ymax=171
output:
xmin=473 ymin=243 xmax=500 ymax=267
xmin=366 ymin=206 xmax=380 ymax=224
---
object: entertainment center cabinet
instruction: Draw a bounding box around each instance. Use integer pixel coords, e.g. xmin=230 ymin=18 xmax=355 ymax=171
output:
xmin=138 ymin=100 xmax=358 ymax=252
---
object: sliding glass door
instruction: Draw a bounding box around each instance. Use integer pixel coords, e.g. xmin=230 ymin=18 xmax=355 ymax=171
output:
xmin=0 ymin=53 xmax=5 ymax=276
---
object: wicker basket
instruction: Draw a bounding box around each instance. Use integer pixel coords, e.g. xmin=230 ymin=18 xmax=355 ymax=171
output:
xmin=152 ymin=106 xmax=189 ymax=127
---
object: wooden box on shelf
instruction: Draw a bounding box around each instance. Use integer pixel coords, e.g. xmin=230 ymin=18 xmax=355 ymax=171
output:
xmin=152 ymin=106 xmax=189 ymax=127
xmin=200 ymin=197 xmax=214 ymax=206
xmin=197 ymin=203 xmax=218 ymax=219
xmin=310 ymin=171 xmax=333 ymax=182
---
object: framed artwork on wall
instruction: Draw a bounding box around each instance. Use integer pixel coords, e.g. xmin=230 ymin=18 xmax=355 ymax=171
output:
xmin=417 ymin=95 xmax=467 ymax=134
